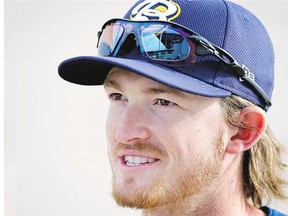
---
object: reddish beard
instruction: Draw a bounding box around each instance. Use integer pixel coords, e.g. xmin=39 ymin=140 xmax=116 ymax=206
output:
xmin=111 ymin=131 xmax=225 ymax=209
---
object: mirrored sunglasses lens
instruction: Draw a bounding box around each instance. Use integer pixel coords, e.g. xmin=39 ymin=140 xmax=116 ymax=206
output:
xmin=98 ymin=24 xmax=124 ymax=56
xmin=141 ymin=25 xmax=190 ymax=61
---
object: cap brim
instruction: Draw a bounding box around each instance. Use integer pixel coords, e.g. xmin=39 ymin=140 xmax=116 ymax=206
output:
xmin=58 ymin=56 xmax=231 ymax=98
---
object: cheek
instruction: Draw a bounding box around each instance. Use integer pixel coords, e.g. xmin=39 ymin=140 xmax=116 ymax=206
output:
xmin=167 ymin=114 xmax=224 ymax=158
xmin=105 ymin=108 xmax=118 ymax=147
xmin=105 ymin=111 xmax=120 ymax=170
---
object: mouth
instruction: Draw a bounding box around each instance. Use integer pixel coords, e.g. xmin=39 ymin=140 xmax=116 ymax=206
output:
xmin=115 ymin=147 xmax=163 ymax=171
xmin=123 ymin=155 xmax=159 ymax=167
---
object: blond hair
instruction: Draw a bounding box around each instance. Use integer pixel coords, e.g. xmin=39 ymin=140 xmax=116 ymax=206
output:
xmin=221 ymin=95 xmax=287 ymax=207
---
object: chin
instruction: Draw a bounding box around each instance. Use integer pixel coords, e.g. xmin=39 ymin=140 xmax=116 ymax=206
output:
xmin=112 ymin=175 xmax=169 ymax=209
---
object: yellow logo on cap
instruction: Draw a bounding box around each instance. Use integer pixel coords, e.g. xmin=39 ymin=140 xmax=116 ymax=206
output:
xmin=130 ymin=0 xmax=181 ymax=21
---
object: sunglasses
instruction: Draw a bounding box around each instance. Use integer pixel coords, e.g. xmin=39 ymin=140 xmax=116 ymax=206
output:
xmin=97 ymin=18 xmax=271 ymax=107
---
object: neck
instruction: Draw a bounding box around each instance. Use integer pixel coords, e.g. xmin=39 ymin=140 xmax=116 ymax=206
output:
xmin=141 ymin=154 xmax=265 ymax=216
xmin=141 ymin=198 xmax=265 ymax=216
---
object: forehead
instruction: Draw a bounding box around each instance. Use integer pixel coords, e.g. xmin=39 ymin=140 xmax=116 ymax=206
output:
xmin=106 ymin=67 xmax=145 ymax=81
xmin=105 ymin=67 xmax=159 ymax=83
xmin=104 ymin=67 xmax=187 ymax=95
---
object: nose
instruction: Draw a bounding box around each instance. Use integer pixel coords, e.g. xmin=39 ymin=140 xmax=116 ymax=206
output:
xmin=114 ymin=105 xmax=150 ymax=145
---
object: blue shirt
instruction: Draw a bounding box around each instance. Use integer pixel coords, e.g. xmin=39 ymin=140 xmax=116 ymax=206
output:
xmin=261 ymin=207 xmax=288 ymax=216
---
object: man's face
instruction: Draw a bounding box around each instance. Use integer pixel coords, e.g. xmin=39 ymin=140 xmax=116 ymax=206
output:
xmin=104 ymin=67 xmax=229 ymax=209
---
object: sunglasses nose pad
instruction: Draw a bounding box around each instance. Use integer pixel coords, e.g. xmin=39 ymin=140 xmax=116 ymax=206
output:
xmin=116 ymin=33 xmax=138 ymax=57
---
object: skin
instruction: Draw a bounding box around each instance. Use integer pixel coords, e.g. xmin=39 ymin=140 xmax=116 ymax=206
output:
xmin=104 ymin=67 xmax=267 ymax=216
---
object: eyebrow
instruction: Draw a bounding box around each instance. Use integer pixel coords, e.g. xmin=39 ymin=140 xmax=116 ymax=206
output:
xmin=104 ymin=77 xmax=187 ymax=98
xmin=142 ymin=87 xmax=187 ymax=98
xmin=104 ymin=78 xmax=123 ymax=91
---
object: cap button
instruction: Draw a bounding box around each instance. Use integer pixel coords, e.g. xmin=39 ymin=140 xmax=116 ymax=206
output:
xmin=242 ymin=14 xmax=249 ymax=21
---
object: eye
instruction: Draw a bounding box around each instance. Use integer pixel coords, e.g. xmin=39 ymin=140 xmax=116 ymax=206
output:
xmin=154 ymin=98 xmax=176 ymax=106
xmin=108 ymin=93 xmax=126 ymax=101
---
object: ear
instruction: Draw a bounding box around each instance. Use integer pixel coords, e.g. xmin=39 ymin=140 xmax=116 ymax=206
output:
xmin=226 ymin=106 xmax=267 ymax=154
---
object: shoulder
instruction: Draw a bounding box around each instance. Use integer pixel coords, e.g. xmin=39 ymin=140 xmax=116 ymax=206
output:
xmin=261 ymin=206 xmax=288 ymax=216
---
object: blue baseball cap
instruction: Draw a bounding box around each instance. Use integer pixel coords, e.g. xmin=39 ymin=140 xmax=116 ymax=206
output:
xmin=58 ymin=0 xmax=274 ymax=111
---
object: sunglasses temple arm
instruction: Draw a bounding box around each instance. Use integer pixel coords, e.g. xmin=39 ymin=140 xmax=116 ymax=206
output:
xmin=229 ymin=64 xmax=272 ymax=107
xmin=217 ymin=54 xmax=272 ymax=107
xmin=216 ymin=48 xmax=272 ymax=107
xmin=191 ymin=36 xmax=272 ymax=107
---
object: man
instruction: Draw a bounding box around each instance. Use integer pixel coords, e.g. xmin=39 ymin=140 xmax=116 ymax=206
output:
xmin=58 ymin=0 xmax=287 ymax=215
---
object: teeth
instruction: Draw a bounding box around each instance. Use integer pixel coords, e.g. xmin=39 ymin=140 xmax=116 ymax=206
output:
xmin=141 ymin=157 xmax=148 ymax=163
xmin=124 ymin=156 xmax=156 ymax=166
xmin=148 ymin=158 xmax=155 ymax=163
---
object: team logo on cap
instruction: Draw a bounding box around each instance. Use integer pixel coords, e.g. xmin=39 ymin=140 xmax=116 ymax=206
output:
xmin=130 ymin=0 xmax=181 ymax=21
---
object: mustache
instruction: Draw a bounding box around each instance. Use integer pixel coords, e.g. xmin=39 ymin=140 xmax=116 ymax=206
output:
xmin=113 ymin=142 xmax=166 ymax=158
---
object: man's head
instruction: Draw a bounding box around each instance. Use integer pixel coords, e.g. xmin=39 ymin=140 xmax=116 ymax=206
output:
xmin=104 ymin=67 xmax=228 ymax=210
xmin=58 ymin=0 xmax=286 ymax=211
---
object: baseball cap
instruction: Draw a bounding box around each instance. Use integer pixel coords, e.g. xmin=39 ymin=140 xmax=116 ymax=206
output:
xmin=58 ymin=0 xmax=274 ymax=111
